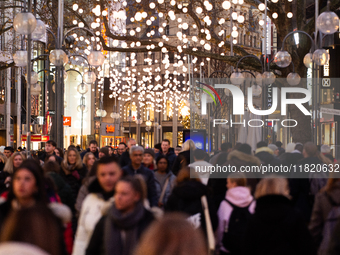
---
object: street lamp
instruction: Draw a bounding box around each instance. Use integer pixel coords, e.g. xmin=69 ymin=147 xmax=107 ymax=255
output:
xmin=88 ymin=51 xmax=105 ymax=67
xmin=13 ymin=50 xmax=28 ymax=67
xmin=13 ymin=12 xmax=37 ymax=35
xmin=83 ymin=71 xmax=97 ymax=84
xmin=31 ymin=19 xmax=46 ymax=40
xmin=49 ymin=49 xmax=69 ymax=66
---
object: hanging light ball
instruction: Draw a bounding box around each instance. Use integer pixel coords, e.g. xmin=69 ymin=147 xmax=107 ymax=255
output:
xmin=88 ymin=51 xmax=105 ymax=66
xmin=110 ymin=112 xmax=120 ymax=119
xmin=13 ymin=50 xmax=27 ymax=67
xmin=255 ymin=73 xmax=263 ymax=85
xmin=316 ymin=11 xmax=339 ymax=34
xmin=313 ymin=49 xmax=329 ymax=66
xmin=77 ymin=83 xmax=88 ymax=94
xmin=230 ymin=72 xmax=245 ymax=85
xmin=262 ymin=71 xmax=276 ymax=85
xmin=251 ymin=85 xmax=262 ymax=97
xmin=31 ymin=19 xmax=46 ymax=40
xmin=25 ymin=71 xmax=39 ymax=84
xmin=303 ymin=53 xmax=313 ymax=68
xmin=222 ymin=0 xmax=231 ymax=9
xmin=274 ymin=50 xmax=292 ymax=68
xmin=83 ymin=71 xmax=96 ymax=83
xmin=287 ymin=72 xmax=301 ymax=86
xmin=49 ymin=49 xmax=68 ymax=66
xmin=13 ymin=12 xmax=37 ymax=35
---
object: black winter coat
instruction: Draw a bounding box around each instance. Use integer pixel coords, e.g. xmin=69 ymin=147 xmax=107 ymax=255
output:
xmin=80 ymin=149 xmax=99 ymax=159
xmin=244 ymin=195 xmax=317 ymax=255
xmin=155 ymin=148 xmax=177 ymax=171
xmin=122 ymin=164 xmax=158 ymax=207
xmin=165 ymin=180 xmax=218 ymax=235
xmin=119 ymin=151 xmax=131 ymax=168
xmin=172 ymin=150 xmax=191 ymax=176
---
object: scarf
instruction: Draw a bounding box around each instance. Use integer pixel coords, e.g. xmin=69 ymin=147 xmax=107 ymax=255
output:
xmin=104 ymin=201 xmax=145 ymax=255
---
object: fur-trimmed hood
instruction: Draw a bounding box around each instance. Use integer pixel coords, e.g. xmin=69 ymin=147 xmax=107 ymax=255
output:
xmin=255 ymin=146 xmax=274 ymax=155
xmin=227 ymin=150 xmax=261 ymax=166
xmin=0 ymin=242 xmax=50 ymax=255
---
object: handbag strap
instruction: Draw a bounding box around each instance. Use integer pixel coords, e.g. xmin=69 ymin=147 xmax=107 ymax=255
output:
xmin=158 ymin=176 xmax=171 ymax=204
xmin=201 ymin=195 xmax=215 ymax=254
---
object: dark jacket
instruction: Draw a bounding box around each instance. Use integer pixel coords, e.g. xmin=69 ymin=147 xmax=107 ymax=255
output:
xmin=289 ymin=156 xmax=328 ymax=223
xmin=327 ymin=218 xmax=340 ymax=255
xmin=59 ymin=164 xmax=87 ymax=203
xmin=0 ymin=161 xmax=9 ymax=194
xmin=122 ymin=164 xmax=158 ymax=207
xmin=165 ymin=180 xmax=218 ymax=235
xmin=309 ymin=182 xmax=340 ymax=247
xmin=244 ymin=195 xmax=317 ymax=255
xmin=155 ymin=148 xmax=177 ymax=171
xmin=46 ymin=172 xmax=75 ymax=211
xmin=119 ymin=151 xmax=131 ymax=168
xmin=39 ymin=151 xmax=63 ymax=164
xmin=279 ymin=152 xmax=304 ymax=166
xmin=255 ymin=147 xmax=281 ymax=167
xmin=86 ymin=205 xmax=154 ymax=255
xmin=80 ymin=149 xmax=99 ymax=160
xmin=172 ymin=150 xmax=191 ymax=176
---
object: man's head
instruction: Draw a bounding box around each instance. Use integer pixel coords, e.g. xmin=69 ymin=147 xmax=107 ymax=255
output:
xmin=127 ymin=139 xmax=136 ymax=149
xmin=45 ymin=140 xmax=56 ymax=155
xmin=256 ymin=141 xmax=268 ymax=149
xmin=161 ymin=139 xmax=171 ymax=154
xmin=118 ymin=142 xmax=127 ymax=155
xmin=96 ymin=157 xmax=122 ymax=193
xmin=154 ymin=143 xmax=161 ymax=154
xmin=294 ymin=143 xmax=303 ymax=153
xmin=193 ymin=149 xmax=207 ymax=161
xmin=129 ymin=146 xmax=144 ymax=166
xmin=268 ymin=144 xmax=279 ymax=156
xmin=303 ymin=142 xmax=318 ymax=158
xmin=221 ymin=142 xmax=232 ymax=153
xmin=88 ymin=140 xmax=98 ymax=153
xmin=4 ymin=147 xmax=14 ymax=158
xmin=275 ymin=141 xmax=283 ymax=148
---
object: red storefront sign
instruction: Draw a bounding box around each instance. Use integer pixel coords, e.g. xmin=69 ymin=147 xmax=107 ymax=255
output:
xmin=21 ymin=135 xmax=49 ymax=142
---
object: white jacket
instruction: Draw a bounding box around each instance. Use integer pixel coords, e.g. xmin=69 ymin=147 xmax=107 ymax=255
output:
xmin=72 ymin=193 xmax=114 ymax=255
xmin=216 ymin=186 xmax=256 ymax=253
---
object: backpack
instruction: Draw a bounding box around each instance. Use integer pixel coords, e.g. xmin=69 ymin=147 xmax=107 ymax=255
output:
xmin=318 ymin=193 xmax=340 ymax=255
xmin=222 ymin=199 xmax=252 ymax=255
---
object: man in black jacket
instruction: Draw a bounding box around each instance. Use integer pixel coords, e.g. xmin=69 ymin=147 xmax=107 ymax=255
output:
xmin=122 ymin=146 xmax=158 ymax=207
xmin=80 ymin=140 xmax=99 ymax=159
xmin=39 ymin=140 xmax=62 ymax=163
xmin=155 ymin=139 xmax=177 ymax=171
xmin=119 ymin=139 xmax=136 ymax=168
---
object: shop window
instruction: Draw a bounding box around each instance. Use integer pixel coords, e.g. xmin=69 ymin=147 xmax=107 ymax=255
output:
xmin=163 ymin=100 xmax=173 ymax=121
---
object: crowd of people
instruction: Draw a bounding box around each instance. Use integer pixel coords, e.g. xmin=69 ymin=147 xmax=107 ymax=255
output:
xmin=0 ymin=139 xmax=338 ymax=255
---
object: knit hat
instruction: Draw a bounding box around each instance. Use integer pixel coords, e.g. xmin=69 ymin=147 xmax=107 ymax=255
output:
xmin=237 ymin=143 xmax=252 ymax=155
xmin=286 ymin=143 xmax=296 ymax=153
xmin=268 ymin=144 xmax=278 ymax=152
xmin=144 ymin=148 xmax=155 ymax=158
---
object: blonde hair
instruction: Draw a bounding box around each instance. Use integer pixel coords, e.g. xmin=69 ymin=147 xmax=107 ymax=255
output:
xmin=182 ymin=139 xmax=196 ymax=152
xmin=254 ymin=176 xmax=290 ymax=199
xmin=134 ymin=213 xmax=207 ymax=255
xmin=0 ymin=153 xmax=7 ymax=165
xmin=228 ymin=173 xmax=247 ymax=187
xmin=61 ymin=147 xmax=83 ymax=172
xmin=4 ymin=152 xmax=25 ymax=174
xmin=83 ymin=152 xmax=95 ymax=166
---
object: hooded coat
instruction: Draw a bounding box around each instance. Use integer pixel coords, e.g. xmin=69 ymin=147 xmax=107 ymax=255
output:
xmin=72 ymin=179 xmax=115 ymax=255
xmin=154 ymin=170 xmax=176 ymax=206
xmin=309 ymin=182 xmax=340 ymax=251
xmin=255 ymin=147 xmax=282 ymax=167
xmin=165 ymin=180 xmax=218 ymax=235
xmin=244 ymin=195 xmax=316 ymax=255
xmin=216 ymin=186 xmax=255 ymax=253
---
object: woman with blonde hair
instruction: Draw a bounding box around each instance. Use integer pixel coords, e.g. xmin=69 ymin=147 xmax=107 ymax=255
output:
xmin=134 ymin=213 xmax=207 ymax=255
xmin=60 ymin=147 xmax=87 ymax=202
xmin=1 ymin=152 xmax=25 ymax=192
xmin=172 ymin=139 xmax=196 ymax=175
xmin=83 ymin=152 xmax=96 ymax=173
xmin=244 ymin=176 xmax=316 ymax=255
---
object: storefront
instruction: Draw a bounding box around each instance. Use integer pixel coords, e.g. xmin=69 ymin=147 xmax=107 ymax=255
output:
xmin=21 ymin=134 xmax=50 ymax=150
xmin=100 ymin=122 xmax=127 ymax=148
